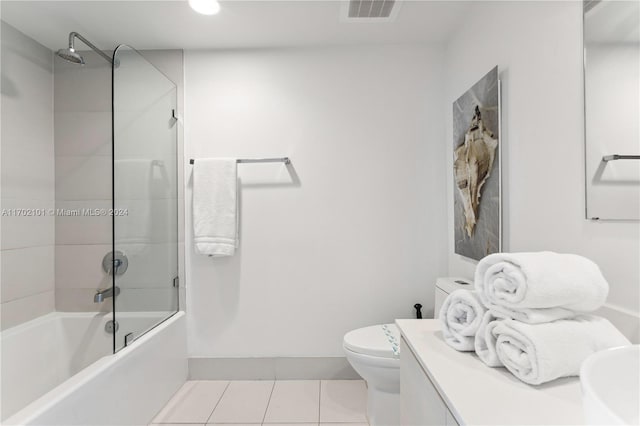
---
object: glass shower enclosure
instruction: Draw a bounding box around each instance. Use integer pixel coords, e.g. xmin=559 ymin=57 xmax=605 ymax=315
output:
xmin=0 ymin=27 xmax=180 ymax=421
xmin=111 ymin=45 xmax=179 ymax=351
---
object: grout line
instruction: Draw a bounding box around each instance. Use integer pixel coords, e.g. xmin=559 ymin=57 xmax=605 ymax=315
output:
xmin=318 ymin=380 xmax=322 ymax=424
xmin=204 ymin=380 xmax=232 ymax=425
xmin=1 ymin=288 xmax=55 ymax=304
xmin=261 ymin=380 xmax=277 ymax=424
xmin=0 ymin=244 xmax=56 ymax=252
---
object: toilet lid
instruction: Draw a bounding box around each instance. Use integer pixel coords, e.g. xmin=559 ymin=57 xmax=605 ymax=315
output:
xmin=343 ymin=324 xmax=400 ymax=358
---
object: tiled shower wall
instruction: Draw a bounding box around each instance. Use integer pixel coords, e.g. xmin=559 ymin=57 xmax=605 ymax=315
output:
xmin=1 ymin=23 xmax=186 ymax=321
xmin=53 ymin=49 xmax=185 ymax=313
xmin=53 ymin=51 xmax=113 ymax=312
xmin=0 ymin=22 xmax=56 ymax=329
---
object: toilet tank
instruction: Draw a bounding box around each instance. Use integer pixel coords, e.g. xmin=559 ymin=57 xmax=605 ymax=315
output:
xmin=433 ymin=277 xmax=473 ymax=319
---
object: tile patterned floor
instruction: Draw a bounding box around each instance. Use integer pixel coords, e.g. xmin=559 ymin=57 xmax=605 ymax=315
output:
xmin=151 ymin=380 xmax=369 ymax=426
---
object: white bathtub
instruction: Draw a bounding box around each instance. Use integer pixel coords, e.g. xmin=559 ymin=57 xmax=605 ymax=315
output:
xmin=1 ymin=311 xmax=187 ymax=425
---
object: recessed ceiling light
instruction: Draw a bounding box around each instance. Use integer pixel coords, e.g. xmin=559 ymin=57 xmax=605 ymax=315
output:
xmin=189 ymin=0 xmax=220 ymax=15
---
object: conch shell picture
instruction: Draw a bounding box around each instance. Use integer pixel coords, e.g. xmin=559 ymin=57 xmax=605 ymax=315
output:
xmin=454 ymin=106 xmax=497 ymax=237
xmin=452 ymin=66 xmax=501 ymax=261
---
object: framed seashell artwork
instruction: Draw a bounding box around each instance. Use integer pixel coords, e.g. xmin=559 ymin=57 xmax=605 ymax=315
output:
xmin=452 ymin=66 xmax=502 ymax=261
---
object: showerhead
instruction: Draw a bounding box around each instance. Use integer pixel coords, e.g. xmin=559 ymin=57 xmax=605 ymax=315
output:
xmin=56 ymin=47 xmax=85 ymax=65
xmin=57 ymin=32 xmax=113 ymax=66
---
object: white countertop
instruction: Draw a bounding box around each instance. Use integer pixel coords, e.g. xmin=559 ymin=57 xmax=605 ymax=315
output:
xmin=396 ymin=319 xmax=585 ymax=425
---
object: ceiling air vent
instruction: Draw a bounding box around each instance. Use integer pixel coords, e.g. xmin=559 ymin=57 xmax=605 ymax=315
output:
xmin=348 ymin=0 xmax=396 ymax=19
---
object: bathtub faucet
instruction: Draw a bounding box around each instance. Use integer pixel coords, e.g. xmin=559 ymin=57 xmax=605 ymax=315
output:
xmin=94 ymin=286 xmax=120 ymax=303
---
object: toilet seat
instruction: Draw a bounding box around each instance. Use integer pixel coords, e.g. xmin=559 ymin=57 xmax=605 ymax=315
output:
xmin=343 ymin=324 xmax=400 ymax=359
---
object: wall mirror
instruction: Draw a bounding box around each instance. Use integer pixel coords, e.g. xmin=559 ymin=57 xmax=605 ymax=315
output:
xmin=584 ymin=0 xmax=639 ymax=220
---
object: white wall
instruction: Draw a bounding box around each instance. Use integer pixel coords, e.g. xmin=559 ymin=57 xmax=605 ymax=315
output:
xmin=1 ymin=22 xmax=55 ymax=329
xmin=444 ymin=2 xmax=640 ymax=338
xmin=185 ymin=45 xmax=447 ymax=357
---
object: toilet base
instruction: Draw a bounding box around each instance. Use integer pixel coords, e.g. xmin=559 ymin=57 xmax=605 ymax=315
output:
xmin=366 ymin=385 xmax=400 ymax=426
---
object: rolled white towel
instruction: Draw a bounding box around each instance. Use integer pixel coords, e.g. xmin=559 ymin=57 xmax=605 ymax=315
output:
xmin=487 ymin=304 xmax=575 ymax=324
xmin=439 ymin=289 xmax=486 ymax=351
xmin=475 ymin=252 xmax=609 ymax=323
xmin=474 ymin=310 xmax=505 ymax=367
xmin=493 ymin=315 xmax=630 ymax=385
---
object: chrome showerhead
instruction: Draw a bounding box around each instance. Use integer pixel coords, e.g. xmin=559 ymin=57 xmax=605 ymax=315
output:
xmin=56 ymin=32 xmax=112 ymax=66
xmin=56 ymin=47 xmax=85 ymax=65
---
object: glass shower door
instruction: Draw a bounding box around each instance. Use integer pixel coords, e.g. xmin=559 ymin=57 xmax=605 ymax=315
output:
xmin=112 ymin=45 xmax=178 ymax=351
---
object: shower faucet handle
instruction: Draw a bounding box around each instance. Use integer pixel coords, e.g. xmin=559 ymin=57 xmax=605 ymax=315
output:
xmin=102 ymin=251 xmax=128 ymax=276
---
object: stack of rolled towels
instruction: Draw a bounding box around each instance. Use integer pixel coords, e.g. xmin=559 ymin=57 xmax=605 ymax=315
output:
xmin=439 ymin=251 xmax=631 ymax=385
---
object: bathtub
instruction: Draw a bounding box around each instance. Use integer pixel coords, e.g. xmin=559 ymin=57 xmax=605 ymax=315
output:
xmin=1 ymin=311 xmax=187 ymax=425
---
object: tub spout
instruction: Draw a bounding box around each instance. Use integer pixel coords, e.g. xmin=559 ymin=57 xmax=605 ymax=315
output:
xmin=94 ymin=286 xmax=120 ymax=303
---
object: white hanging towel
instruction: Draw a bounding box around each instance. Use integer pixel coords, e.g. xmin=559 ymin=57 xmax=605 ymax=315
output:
xmin=193 ymin=158 xmax=238 ymax=257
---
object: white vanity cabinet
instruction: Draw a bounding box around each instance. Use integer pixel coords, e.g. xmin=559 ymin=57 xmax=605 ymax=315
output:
xmin=396 ymin=320 xmax=584 ymax=426
xmin=400 ymin=338 xmax=459 ymax=426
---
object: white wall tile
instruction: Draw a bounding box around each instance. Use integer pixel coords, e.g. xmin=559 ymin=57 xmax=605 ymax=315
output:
xmin=55 ymin=155 xmax=112 ymax=201
xmin=55 ymin=244 xmax=111 ymax=289
xmin=1 ymin=246 xmax=55 ymax=303
xmin=0 ymin=24 xmax=54 ymax=183
xmin=55 ymin=200 xmax=112 ymax=245
xmin=54 ymin=111 xmax=111 ymax=157
xmin=1 ymin=23 xmax=54 ymax=201
xmin=55 ymin=288 xmax=112 ymax=312
xmin=1 ymin=198 xmax=55 ymax=249
xmin=54 ymin=52 xmax=111 ymax=113
xmin=0 ymin=148 xmax=55 ymax=200
xmin=1 ymin=22 xmax=55 ymax=328
xmin=1 ymin=290 xmax=54 ymax=330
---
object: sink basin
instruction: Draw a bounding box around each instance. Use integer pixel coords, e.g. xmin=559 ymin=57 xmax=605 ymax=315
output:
xmin=580 ymin=345 xmax=639 ymax=425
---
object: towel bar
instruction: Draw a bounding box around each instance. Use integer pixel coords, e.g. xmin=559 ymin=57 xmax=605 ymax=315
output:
xmin=602 ymin=155 xmax=640 ymax=161
xmin=189 ymin=157 xmax=290 ymax=165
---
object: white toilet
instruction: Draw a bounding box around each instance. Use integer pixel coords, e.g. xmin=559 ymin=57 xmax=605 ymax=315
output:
xmin=343 ymin=277 xmax=471 ymax=426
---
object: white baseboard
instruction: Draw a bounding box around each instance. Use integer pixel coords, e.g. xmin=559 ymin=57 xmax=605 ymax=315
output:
xmin=189 ymin=357 xmax=360 ymax=380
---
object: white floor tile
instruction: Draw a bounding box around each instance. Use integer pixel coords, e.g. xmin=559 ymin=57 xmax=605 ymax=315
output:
xmin=266 ymin=424 xmax=318 ymax=426
xmin=150 ymin=424 xmax=206 ymax=426
xmin=153 ymin=380 xmax=229 ymax=424
xmin=319 ymin=380 xmax=368 ymax=423
xmin=208 ymin=380 xmax=274 ymax=424
xmin=320 ymin=423 xmax=369 ymax=426
xmin=263 ymin=380 xmax=320 ymax=423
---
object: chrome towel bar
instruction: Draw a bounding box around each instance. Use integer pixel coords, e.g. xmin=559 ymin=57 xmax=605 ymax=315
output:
xmin=189 ymin=157 xmax=290 ymax=165
xmin=602 ymin=155 xmax=640 ymax=161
